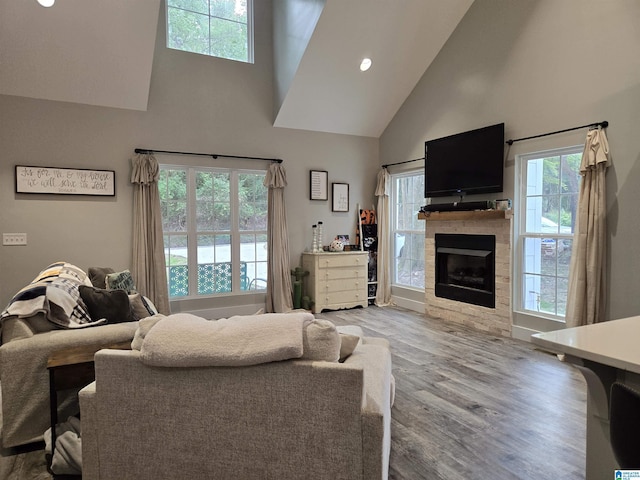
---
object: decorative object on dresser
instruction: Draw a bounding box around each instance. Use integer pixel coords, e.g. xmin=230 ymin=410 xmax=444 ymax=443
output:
xmin=302 ymin=251 xmax=368 ymax=314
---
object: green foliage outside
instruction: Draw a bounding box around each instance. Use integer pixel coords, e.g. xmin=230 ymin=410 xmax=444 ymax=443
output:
xmin=541 ymin=153 xmax=581 ymax=231
xmin=167 ymin=0 xmax=249 ymax=62
xmin=159 ymin=167 xmax=267 ymax=260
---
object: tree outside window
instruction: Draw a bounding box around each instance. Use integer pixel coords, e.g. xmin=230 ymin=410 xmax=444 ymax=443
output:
xmin=159 ymin=166 xmax=267 ymax=297
xmin=167 ymin=0 xmax=253 ymax=63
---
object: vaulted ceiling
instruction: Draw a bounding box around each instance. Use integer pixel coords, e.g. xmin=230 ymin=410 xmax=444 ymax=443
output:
xmin=0 ymin=0 xmax=473 ymax=138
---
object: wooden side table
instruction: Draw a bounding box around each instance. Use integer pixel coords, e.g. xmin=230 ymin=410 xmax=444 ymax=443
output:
xmin=47 ymin=340 xmax=131 ymax=478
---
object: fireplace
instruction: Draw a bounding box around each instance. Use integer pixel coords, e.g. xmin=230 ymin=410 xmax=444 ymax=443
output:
xmin=435 ymin=233 xmax=495 ymax=308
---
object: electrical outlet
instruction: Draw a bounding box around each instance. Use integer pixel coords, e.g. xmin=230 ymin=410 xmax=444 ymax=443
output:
xmin=2 ymin=233 xmax=27 ymax=246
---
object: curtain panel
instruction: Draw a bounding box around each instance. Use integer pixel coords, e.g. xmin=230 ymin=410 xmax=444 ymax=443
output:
xmin=131 ymin=153 xmax=170 ymax=315
xmin=375 ymin=168 xmax=392 ymax=306
xmin=565 ymin=128 xmax=611 ymax=327
xmin=264 ymin=163 xmax=293 ymax=313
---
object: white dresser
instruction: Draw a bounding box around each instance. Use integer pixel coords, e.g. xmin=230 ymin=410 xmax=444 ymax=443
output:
xmin=302 ymin=251 xmax=368 ymax=314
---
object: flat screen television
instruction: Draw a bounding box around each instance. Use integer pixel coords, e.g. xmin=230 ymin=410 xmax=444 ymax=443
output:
xmin=425 ymin=123 xmax=505 ymax=198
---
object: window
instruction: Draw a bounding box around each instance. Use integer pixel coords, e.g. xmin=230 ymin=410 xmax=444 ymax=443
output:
xmin=516 ymin=146 xmax=582 ymax=319
xmin=167 ymin=0 xmax=254 ymax=63
xmin=391 ymin=172 xmax=426 ymax=289
xmin=159 ymin=166 xmax=267 ymax=298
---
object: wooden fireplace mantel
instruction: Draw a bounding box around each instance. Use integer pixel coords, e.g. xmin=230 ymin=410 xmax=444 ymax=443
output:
xmin=418 ymin=209 xmax=512 ymax=222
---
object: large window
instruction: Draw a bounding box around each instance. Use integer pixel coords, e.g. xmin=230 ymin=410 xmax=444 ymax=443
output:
xmin=159 ymin=166 xmax=267 ymax=298
xmin=391 ymin=172 xmax=426 ymax=290
xmin=517 ymin=146 xmax=582 ymax=319
xmin=167 ymin=0 xmax=254 ymax=63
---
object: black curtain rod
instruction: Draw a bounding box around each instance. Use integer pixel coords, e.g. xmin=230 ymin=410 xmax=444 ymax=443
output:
xmin=506 ymin=121 xmax=608 ymax=146
xmin=382 ymin=157 xmax=425 ymax=168
xmin=134 ymin=148 xmax=283 ymax=163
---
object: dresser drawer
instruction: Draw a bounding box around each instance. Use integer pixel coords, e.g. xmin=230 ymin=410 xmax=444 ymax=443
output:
xmin=319 ymin=267 xmax=365 ymax=281
xmin=317 ymin=289 xmax=367 ymax=307
xmin=317 ymin=254 xmax=367 ymax=269
xmin=318 ymin=277 xmax=365 ymax=293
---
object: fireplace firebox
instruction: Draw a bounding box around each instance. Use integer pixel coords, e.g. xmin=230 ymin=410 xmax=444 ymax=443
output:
xmin=435 ymin=233 xmax=495 ymax=308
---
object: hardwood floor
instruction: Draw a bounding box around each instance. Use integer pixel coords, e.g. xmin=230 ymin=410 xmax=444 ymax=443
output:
xmin=317 ymin=306 xmax=586 ymax=480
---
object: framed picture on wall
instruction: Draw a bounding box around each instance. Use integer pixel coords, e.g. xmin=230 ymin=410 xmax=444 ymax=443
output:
xmin=310 ymin=170 xmax=328 ymax=200
xmin=332 ymin=183 xmax=349 ymax=212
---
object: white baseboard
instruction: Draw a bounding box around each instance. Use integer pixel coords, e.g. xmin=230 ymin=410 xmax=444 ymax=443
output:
xmin=511 ymin=324 xmax=541 ymax=343
xmin=391 ymin=295 xmax=425 ymax=314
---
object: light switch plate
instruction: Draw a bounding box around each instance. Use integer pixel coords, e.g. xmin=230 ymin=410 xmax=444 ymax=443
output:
xmin=3 ymin=233 xmax=27 ymax=245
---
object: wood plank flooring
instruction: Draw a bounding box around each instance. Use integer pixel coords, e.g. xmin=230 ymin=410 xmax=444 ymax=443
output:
xmin=317 ymin=306 xmax=586 ymax=480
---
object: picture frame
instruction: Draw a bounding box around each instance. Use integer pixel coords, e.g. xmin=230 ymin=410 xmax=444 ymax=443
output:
xmin=15 ymin=165 xmax=115 ymax=196
xmin=332 ymin=183 xmax=349 ymax=212
xmin=309 ymin=170 xmax=328 ymax=200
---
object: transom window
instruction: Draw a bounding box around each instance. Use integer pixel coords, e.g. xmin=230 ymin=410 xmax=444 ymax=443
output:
xmin=159 ymin=166 xmax=267 ymax=298
xmin=516 ymin=146 xmax=582 ymax=319
xmin=391 ymin=171 xmax=426 ymax=290
xmin=167 ymin=0 xmax=254 ymax=63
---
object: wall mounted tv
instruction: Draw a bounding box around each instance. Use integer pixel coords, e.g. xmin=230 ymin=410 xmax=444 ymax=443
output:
xmin=424 ymin=122 xmax=505 ymax=198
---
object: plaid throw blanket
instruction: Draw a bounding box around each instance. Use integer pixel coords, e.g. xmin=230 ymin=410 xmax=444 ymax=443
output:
xmin=1 ymin=262 xmax=105 ymax=329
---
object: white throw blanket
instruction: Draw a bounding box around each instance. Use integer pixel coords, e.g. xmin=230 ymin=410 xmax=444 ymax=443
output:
xmin=140 ymin=312 xmax=314 ymax=367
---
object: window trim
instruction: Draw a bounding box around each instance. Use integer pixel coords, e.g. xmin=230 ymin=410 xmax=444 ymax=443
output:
xmin=390 ymin=169 xmax=426 ymax=292
xmin=514 ymin=144 xmax=583 ymax=323
xmin=160 ymin=164 xmax=267 ymax=299
xmin=166 ymin=0 xmax=254 ymax=64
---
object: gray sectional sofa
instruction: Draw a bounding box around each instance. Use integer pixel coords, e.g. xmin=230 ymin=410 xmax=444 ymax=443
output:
xmin=79 ymin=314 xmax=394 ymax=480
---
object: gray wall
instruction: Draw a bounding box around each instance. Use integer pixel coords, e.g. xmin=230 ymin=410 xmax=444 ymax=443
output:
xmin=0 ymin=1 xmax=378 ymax=311
xmin=381 ymin=0 xmax=640 ymax=321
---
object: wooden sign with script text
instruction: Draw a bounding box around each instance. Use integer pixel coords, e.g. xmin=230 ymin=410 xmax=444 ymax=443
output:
xmin=15 ymin=166 xmax=115 ymax=196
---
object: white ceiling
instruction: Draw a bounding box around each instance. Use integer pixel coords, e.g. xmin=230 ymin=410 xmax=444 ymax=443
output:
xmin=0 ymin=0 xmax=161 ymax=111
xmin=274 ymin=0 xmax=474 ymax=137
xmin=0 ymin=0 xmax=473 ymax=137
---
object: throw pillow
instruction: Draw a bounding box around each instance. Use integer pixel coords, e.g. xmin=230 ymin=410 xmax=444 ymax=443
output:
xmin=87 ymin=267 xmax=115 ymax=289
xmin=339 ymin=333 xmax=360 ymax=362
xmin=128 ymin=293 xmax=159 ymax=320
xmin=79 ymin=285 xmax=133 ymax=324
xmin=301 ymin=319 xmax=341 ymax=362
xmin=105 ymin=270 xmax=136 ymax=294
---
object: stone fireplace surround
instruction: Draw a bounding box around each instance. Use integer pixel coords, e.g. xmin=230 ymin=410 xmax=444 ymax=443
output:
xmin=420 ymin=210 xmax=513 ymax=337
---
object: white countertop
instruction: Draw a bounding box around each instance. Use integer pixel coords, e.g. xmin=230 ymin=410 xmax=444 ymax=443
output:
xmin=531 ymin=315 xmax=640 ymax=374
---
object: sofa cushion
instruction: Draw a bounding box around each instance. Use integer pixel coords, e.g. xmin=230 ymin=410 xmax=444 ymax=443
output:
xmin=301 ymin=319 xmax=341 ymax=362
xmin=87 ymin=267 xmax=115 ymax=289
xmin=79 ymin=286 xmax=133 ymax=324
xmin=339 ymin=333 xmax=360 ymax=362
xmin=105 ymin=270 xmax=136 ymax=294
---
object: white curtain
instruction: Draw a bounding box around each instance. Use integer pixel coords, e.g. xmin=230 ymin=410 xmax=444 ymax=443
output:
xmin=375 ymin=168 xmax=392 ymax=306
xmin=565 ymin=128 xmax=611 ymax=328
xmin=131 ymin=153 xmax=170 ymax=315
xmin=264 ymin=163 xmax=293 ymax=313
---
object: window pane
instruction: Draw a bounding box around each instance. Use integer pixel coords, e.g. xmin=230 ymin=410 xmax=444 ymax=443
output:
xmin=210 ymin=0 xmax=247 ymax=22
xmin=560 ymin=194 xmax=577 ymax=234
xmin=539 ymin=275 xmax=557 ymax=315
xmin=240 ymin=233 xmax=267 ymax=291
xmin=167 ymin=7 xmax=209 ymax=55
xmin=519 ymin=146 xmax=582 ymax=320
xmin=542 ymin=156 xmax=560 ymax=194
xmin=239 ymin=173 xmax=267 ymax=231
xmin=561 ymin=153 xmax=582 ymax=194
xmin=523 ymin=237 xmax=543 ymax=274
xmin=557 ymin=239 xmax=572 ymax=277
xmin=168 ymin=0 xmax=208 ymax=15
xmin=210 ymin=18 xmax=247 ymax=62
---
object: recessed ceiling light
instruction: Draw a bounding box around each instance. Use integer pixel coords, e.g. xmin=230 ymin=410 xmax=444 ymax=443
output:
xmin=37 ymin=0 xmax=55 ymax=7
xmin=360 ymin=58 xmax=372 ymax=72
